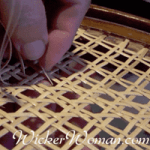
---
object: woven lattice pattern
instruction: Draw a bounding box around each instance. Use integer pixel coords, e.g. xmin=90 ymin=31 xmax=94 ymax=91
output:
xmin=0 ymin=26 xmax=150 ymax=150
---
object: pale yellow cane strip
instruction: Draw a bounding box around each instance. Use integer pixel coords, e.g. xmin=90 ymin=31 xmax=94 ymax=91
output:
xmin=16 ymin=93 xmax=37 ymax=106
xmin=1 ymin=87 xmax=24 ymax=100
xmin=0 ymin=145 xmax=7 ymax=150
xmin=0 ymin=26 xmax=150 ymax=150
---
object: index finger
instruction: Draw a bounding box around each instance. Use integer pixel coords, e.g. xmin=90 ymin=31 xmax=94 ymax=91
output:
xmin=39 ymin=0 xmax=91 ymax=71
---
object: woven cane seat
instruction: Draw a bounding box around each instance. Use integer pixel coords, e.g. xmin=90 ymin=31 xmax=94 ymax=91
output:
xmin=0 ymin=25 xmax=150 ymax=150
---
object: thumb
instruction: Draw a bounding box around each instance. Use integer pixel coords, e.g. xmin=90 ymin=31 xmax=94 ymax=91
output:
xmin=0 ymin=0 xmax=48 ymax=60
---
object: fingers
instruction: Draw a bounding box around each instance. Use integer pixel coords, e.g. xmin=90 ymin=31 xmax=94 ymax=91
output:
xmin=40 ymin=30 xmax=73 ymax=70
xmin=0 ymin=0 xmax=48 ymax=60
xmin=0 ymin=0 xmax=90 ymax=66
xmin=39 ymin=0 xmax=91 ymax=71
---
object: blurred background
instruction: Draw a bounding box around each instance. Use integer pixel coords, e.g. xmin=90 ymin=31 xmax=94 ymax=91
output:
xmin=91 ymin=0 xmax=150 ymax=19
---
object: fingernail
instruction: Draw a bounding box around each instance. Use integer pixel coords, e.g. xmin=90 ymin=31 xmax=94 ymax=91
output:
xmin=21 ymin=40 xmax=45 ymax=60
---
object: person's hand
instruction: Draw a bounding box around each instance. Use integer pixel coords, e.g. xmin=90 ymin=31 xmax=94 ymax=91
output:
xmin=0 ymin=0 xmax=91 ymax=71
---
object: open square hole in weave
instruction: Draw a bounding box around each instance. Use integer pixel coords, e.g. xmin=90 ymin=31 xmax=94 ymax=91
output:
xmin=90 ymin=104 xmax=104 ymax=113
xmin=68 ymin=117 xmax=88 ymax=129
xmin=0 ymin=132 xmax=15 ymax=149
xmin=75 ymin=36 xmax=90 ymax=44
xmin=102 ymin=63 xmax=117 ymax=72
xmin=115 ymin=54 xmax=128 ymax=62
xmin=110 ymin=118 xmax=128 ymax=130
xmin=135 ymin=62 xmax=149 ymax=72
xmin=110 ymin=82 xmax=126 ymax=91
xmin=145 ymin=82 xmax=150 ymax=90
xmin=0 ymin=102 xmax=20 ymax=112
xmin=93 ymin=45 xmax=109 ymax=53
xmin=21 ymin=89 xmax=40 ymax=98
xmin=90 ymin=72 xmax=105 ymax=82
xmin=80 ymin=53 xmax=97 ymax=62
xmin=123 ymin=106 xmax=139 ymax=114
xmin=68 ymin=44 xmax=76 ymax=52
xmin=22 ymin=117 xmax=45 ymax=131
xmin=98 ymin=130 xmax=113 ymax=141
xmin=132 ymin=96 xmax=150 ymax=104
xmin=99 ymin=93 xmax=114 ymax=102
xmin=122 ymin=72 xmax=139 ymax=82
xmin=63 ymin=91 xmax=80 ymax=100
xmin=45 ymin=103 xmax=59 ymax=112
